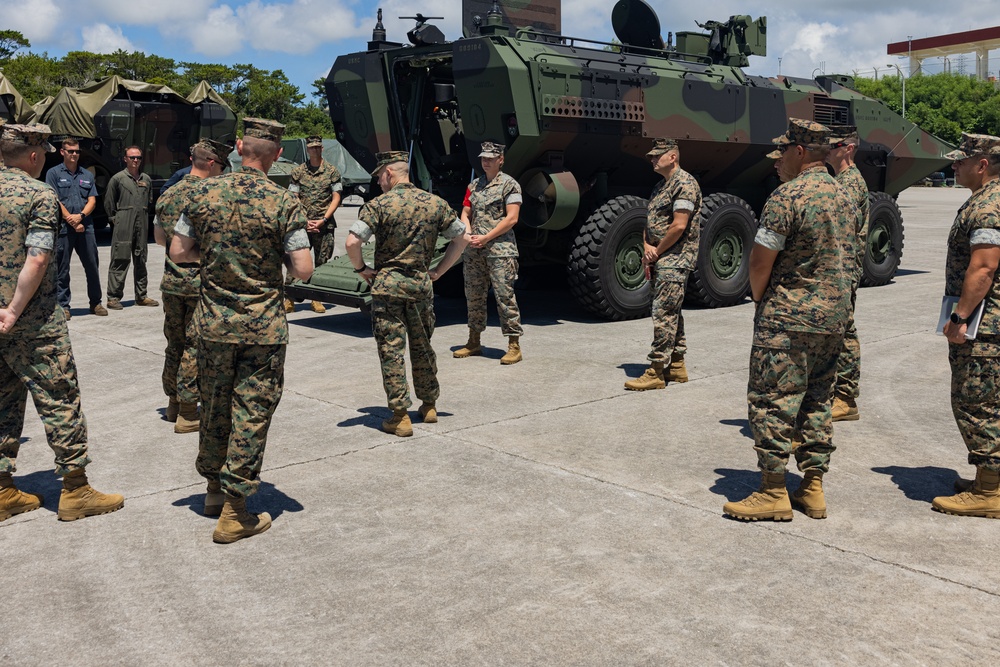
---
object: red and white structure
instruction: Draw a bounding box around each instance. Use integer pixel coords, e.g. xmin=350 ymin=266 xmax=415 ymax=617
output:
xmin=888 ymin=28 xmax=1000 ymax=79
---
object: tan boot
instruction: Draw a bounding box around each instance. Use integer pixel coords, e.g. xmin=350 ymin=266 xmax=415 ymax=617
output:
xmin=954 ymin=477 xmax=974 ymax=493
xmin=204 ymin=479 xmax=225 ymax=517
xmin=57 ymin=469 xmax=124 ymax=521
xmin=175 ymin=402 xmax=200 ymax=434
xmin=418 ymin=403 xmax=438 ymax=423
xmin=723 ymin=471 xmax=793 ymax=521
xmin=0 ymin=472 xmax=43 ymax=522
xmin=212 ymin=495 xmax=272 ymax=543
xmin=667 ymin=353 xmax=688 ymax=383
xmin=500 ymin=336 xmax=522 ymax=365
xmin=382 ymin=410 xmax=413 ymax=437
xmin=624 ymin=362 xmax=666 ymax=391
xmin=932 ymin=468 xmax=1000 ymax=518
xmin=832 ymin=395 xmax=859 ymax=422
xmin=453 ymin=330 xmax=482 ymax=358
xmin=791 ymin=470 xmax=827 ymax=519
xmin=310 ymin=300 xmax=326 ymax=313
xmin=283 ymin=298 xmax=295 ymax=314
xmin=166 ymin=397 xmax=179 ymax=423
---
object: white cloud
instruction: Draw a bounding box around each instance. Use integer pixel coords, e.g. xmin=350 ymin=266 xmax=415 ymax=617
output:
xmin=89 ymin=0 xmax=206 ymax=25
xmin=81 ymin=24 xmax=137 ymax=54
xmin=0 ymin=0 xmax=63 ymax=45
xmin=182 ymin=5 xmax=244 ymax=58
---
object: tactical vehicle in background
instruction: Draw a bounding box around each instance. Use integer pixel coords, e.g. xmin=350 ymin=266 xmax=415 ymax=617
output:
xmin=230 ymin=137 xmax=371 ymax=196
xmin=35 ymin=76 xmax=236 ymax=228
xmin=302 ymin=0 xmax=953 ymax=319
xmin=0 ymin=73 xmax=36 ymax=124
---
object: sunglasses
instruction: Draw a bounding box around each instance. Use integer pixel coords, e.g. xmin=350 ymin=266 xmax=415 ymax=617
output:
xmin=125 ymin=155 xmax=142 ymax=160
xmin=63 ymin=149 xmax=80 ymax=154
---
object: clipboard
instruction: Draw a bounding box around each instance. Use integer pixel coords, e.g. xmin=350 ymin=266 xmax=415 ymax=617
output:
xmin=937 ymin=296 xmax=986 ymax=340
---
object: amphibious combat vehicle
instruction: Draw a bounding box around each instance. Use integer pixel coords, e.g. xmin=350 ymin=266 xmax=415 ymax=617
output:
xmin=291 ymin=0 xmax=953 ymax=318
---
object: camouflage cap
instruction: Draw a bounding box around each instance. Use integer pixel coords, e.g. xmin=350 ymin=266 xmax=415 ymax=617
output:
xmin=1 ymin=122 xmax=56 ymax=153
xmin=771 ymin=118 xmax=832 ymax=149
xmin=943 ymin=133 xmax=1000 ymax=161
xmin=646 ymin=137 xmax=678 ymax=157
xmin=242 ymin=117 xmax=285 ymax=142
xmin=373 ymin=150 xmax=409 ymax=175
xmin=827 ymin=124 xmax=859 ymax=146
xmin=193 ymin=138 xmax=234 ymax=168
xmin=479 ymin=141 xmax=505 ymax=158
xmin=306 ymin=135 xmax=323 ymax=148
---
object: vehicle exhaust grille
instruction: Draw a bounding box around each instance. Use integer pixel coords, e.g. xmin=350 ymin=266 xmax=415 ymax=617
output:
xmin=542 ymin=94 xmax=645 ymax=122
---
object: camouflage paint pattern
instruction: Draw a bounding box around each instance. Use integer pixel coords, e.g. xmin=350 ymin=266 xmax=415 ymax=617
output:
xmin=161 ymin=293 xmax=199 ymax=404
xmin=105 ymin=168 xmax=152 ymax=300
xmin=285 ymin=159 xmax=342 ymax=281
xmin=647 ymin=168 xmax=702 ymax=271
xmin=946 ymin=179 xmax=1000 ymax=335
xmin=467 ymin=171 xmax=521 ymax=258
xmin=196 ymin=341 xmax=285 ymax=498
xmin=833 ymin=164 xmax=869 ymax=400
xmin=372 ymin=297 xmax=439 ymax=411
xmin=463 ymin=252 xmax=523 ymax=336
xmin=155 ymin=174 xmax=202 ymax=298
xmin=648 ymin=268 xmax=687 ymax=363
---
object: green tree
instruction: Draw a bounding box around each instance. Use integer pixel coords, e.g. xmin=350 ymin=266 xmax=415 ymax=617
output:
xmin=1 ymin=52 xmax=62 ymax=101
xmin=0 ymin=29 xmax=30 ymax=61
xmin=285 ymin=102 xmax=336 ymax=137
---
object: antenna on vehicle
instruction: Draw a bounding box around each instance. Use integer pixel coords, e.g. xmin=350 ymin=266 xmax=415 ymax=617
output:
xmin=372 ymin=8 xmax=387 ymax=43
xmin=400 ymin=13 xmax=447 ymax=45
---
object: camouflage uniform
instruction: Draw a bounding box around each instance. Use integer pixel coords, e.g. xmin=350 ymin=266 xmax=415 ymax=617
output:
xmin=945 ymin=176 xmax=1000 ymax=471
xmin=154 ymin=174 xmax=202 ymax=405
xmin=287 ymin=158 xmax=342 ymax=277
xmin=463 ymin=171 xmax=524 ymax=336
xmin=645 ymin=166 xmax=702 ymax=363
xmin=833 ymin=163 xmax=869 ymax=401
xmin=352 ymin=182 xmax=465 ymax=410
xmin=750 ymin=160 xmax=854 ymax=474
xmin=0 ymin=151 xmax=91 ymax=476
xmin=105 ymin=167 xmax=152 ymax=301
xmin=175 ymin=164 xmax=309 ymax=498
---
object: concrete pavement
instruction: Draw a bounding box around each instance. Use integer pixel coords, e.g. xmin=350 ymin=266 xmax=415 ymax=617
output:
xmin=2 ymin=187 xmax=998 ymax=665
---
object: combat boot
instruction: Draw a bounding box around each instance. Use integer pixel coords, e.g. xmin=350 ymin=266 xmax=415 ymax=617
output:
xmin=174 ymin=402 xmax=200 ymax=434
xmin=624 ymin=362 xmax=666 ymax=391
xmin=791 ymin=470 xmax=827 ymax=519
xmin=57 ymin=469 xmax=124 ymax=521
xmin=667 ymin=352 xmax=688 ymax=383
xmin=723 ymin=471 xmax=793 ymax=521
xmin=283 ymin=298 xmax=295 ymax=314
xmin=212 ymin=495 xmax=271 ymax=544
xmin=832 ymin=395 xmax=859 ymax=422
xmin=382 ymin=410 xmax=413 ymax=437
xmin=453 ymin=330 xmax=482 ymax=358
xmin=0 ymin=472 xmax=43 ymax=522
xmin=932 ymin=467 xmax=1000 ymax=518
xmin=418 ymin=403 xmax=438 ymax=423
xmin=204 ymin=479 xmax=225 ymax=517
xmin=954 ymin=477 xmax=974 ymax=493
xmin=500 ymin=336 xmax=522 ymax=365
xmin=310 ymin=300 xmax=326 ymax=313
xmin=166 ymin=396 xmax=179 ymax=423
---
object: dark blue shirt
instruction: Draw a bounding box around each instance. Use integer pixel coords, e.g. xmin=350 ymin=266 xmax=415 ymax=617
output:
xmin=45 ymin=163 xmax=98 ymax=218
xmin=161 ymin=166 xmax=192 ymax=197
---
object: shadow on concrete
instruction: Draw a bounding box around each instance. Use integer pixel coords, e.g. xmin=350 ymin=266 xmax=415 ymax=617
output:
xmin=172 ymin=481 xmax=303 ymax=519
xmin=338 ymin=406 xmax=391 ymax=431
xmin=15 ymin=469 xmax=64 ymax=512
xmin=871 ymin=465 xmax=961 ymax=503
xmin=618 ymin=363 xmax=648 ymax=379
xmin=719 ymin=418 xmax=753 ymax=439
xmin=710 ymin=468 xmax=768 ymax=502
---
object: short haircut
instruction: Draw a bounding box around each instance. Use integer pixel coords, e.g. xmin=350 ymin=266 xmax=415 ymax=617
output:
xmin=986 ymin=154 xmax=1000 ymax=176
xmin=1 ymin=141 xmax=34 ymax=162
xmin=805 ymin=145 xmax=831 ymax=161
xmin=240 ymin=135 xmax=279 ymax=160
xmin=191 ymin=144 xmax=216 ymax=169
xmin=62 ymin=137 xmax=80 ymax=149
xmin=385 ymin=161 xmax=409 ymax=178
xmin=124 ymin=145 xmax=142 ymax=155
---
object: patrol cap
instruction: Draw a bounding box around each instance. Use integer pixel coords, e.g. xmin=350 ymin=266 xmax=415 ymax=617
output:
xmin=943 ymin=132 xmax=1000 ymax=161
xmin=478 ymin=141 xmax=505 ymax=158
xmin=192 ymin=138 xmax=234 ymax=168
xmin=306 ymin=135 xmax=323 ymax=148
xmin=1 ymin=122 xmax=56 ymax=152
xmin=373 ymin=150 xmax=409 ymax=175
xmin=827 ymin=124 xmax=859 ymax=146
xmin=771 ymin=118 xmax=831 ymax=149
xmin=646 ymin=137 xmax=678 ymax=157
xmin=242 ymin=117 xmax=285 ymax=142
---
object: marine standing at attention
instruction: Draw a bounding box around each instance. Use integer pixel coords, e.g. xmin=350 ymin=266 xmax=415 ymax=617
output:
xmin=453 ymin=141 xmax=525 ymax=365
xmin=284 ymin=134 xmax=343 ymax=314
xmin=932 ymin=133 xmax=1000 ymax=518
xmin=346 ymin=151 xmax=469 ymax=437
xmin=826 ymin=125 xmax=869 ymax=421
xmin=105 ymin=145 xmax=158 ymax=310
xmin=723 ymin=118 xmax=854 ymax=522
xmin=624 ymin=137 xmax=702 ymax=391
xmin=0 ymin=123 xmax=124 ymax=523
xmin=171 ymin=118 xmax=313 ymax=543
xmin=153 ymin=139 xmax=232 ymax=435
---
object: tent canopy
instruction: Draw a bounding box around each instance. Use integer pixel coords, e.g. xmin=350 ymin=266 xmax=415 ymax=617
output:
xmin=0 ymin=73 xmax=36 ymax=124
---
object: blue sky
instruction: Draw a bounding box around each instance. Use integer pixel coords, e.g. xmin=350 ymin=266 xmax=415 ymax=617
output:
xmin=2 ymin=0 xmax=998 ymax=102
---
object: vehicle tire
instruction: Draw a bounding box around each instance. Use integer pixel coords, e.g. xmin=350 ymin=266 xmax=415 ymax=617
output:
xmin=567 ymin=195 xmax=650 ymax=320
xmin=686 ymin=193 xmax=756 ymax=308
xmin=861 ymin=191 xmax=904 ymax=287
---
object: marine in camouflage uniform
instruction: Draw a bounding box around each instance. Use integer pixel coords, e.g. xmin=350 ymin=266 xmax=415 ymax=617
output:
xmin=346 ymin=151 xmax=468 ymax=437
xmin=105 ymin=146 xmax=157 ymax=308
xmin=0 ymin=123 xmax=123 ymax=522
xmin=284 ymin=134 xmax=343 ymax=314
xmin=625 ymin=137 xmax=702 ymax=391
xmin=827 ymin=126 xmax=870 ymax=420
xmin=931 ymin=133 xmax=1000 ymax=518
xmin=153 ymin=139 xmax=231 ymax=434
xmin=454 ymin=141 xmax=524 ymax=365
xmin=171 ymin=118 xmax=312 ymax=543
xmin=724 ymin=119 xmax=854 ymax=522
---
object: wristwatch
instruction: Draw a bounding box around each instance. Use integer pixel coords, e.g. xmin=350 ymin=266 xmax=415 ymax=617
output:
xmin=950 ymin=311 xmax=970 ymax=325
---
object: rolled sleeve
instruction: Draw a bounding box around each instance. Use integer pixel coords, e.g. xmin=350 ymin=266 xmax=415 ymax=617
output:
xmin=673 ymin=199 xmax=696 ymax=212
xmin=755 ymin=227 xmax=786 ymax=251
xmin=174 ymin=213 xmax=193 ymax=238
xmin=505 ymin=193 xmax=523 ymax=205
xmin=442 ymin=218 xmax=466 ymax=239
xmin=349 ymin=220 xmax=374 ymax=242
xmin=332 ymin=182 xmax=344 ymax=193
xmin=152 ymin=214 xmax=162 ymax=229
xmin=288 ymin=183 xmax=301 ymax=193
xmin=25 ymin=230 xmax=56 ymax=251
xmin=970 ymin=228 xmax=1000 ymax=246
xmin=284 ymin=228 xmax=310 ymax=252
